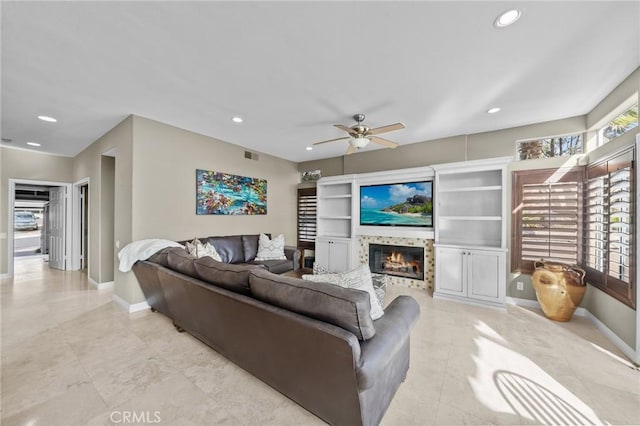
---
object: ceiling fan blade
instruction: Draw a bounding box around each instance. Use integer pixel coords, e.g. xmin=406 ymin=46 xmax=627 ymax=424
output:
xmin=370 ymin=136 xmax=399 ymax=149
xmin=367 ymin=122 xmax=405 ymax=135
xmin=313 ymin=136 xmax=350 ymax=146
xmin=346 ymin=144 xmax=357 ymax=155
xmin=334 ymin=124 xmax=355 ymax=134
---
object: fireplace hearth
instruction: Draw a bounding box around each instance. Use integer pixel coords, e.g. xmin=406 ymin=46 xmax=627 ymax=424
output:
xmin=368 ymin=243 xmax=424 ymax=280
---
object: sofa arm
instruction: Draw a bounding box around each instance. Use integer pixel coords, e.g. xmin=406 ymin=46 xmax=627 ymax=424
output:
xmin=284 ymin=246 xmax=301 ymax=270
xmin=356 ymin=296 xmax=420 ymax=390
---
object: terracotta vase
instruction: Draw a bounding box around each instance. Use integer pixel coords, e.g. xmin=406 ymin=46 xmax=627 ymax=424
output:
xmin=531 ymin=260 xmax=586 ymax=322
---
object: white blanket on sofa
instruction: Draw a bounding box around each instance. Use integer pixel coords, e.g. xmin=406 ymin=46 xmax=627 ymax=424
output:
xmin=117 ymin=239 xmax=183 ymax=272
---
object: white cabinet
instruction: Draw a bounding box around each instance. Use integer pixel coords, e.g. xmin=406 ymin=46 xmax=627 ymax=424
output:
xmin=434 ymin=246 xmax=506 ymax=307
xmin=315 ymin=176 xmax=356 ymax=272
xmin=315 ymin=237 xmax=351 ymax=273
xmin=433 ymin=157 xmax=511 ymax=308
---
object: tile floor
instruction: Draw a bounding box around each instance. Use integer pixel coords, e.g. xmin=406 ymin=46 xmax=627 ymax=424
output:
xmin=2 ymin=257 xmax=639 ymax=425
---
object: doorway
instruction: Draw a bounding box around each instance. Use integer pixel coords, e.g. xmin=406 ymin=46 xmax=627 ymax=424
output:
xmin=7 ymin=179 xmax=72 ymax=278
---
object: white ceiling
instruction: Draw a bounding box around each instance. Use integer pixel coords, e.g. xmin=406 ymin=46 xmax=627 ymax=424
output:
xmin=1 ymin=1 xmax=639 ymax=163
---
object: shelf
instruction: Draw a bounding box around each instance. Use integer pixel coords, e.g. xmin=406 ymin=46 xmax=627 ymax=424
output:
xmin=319 ymin=194 xmax=352 ymax=199
xmin=438 ymin=185 xmax=502 ymax=193
xmin=439 ymin=216 xmax=502 ymax=221
xmin=318 ymin=216 xmax=352 ymax=220
xmin=435 ymin=242 xmax=506 ymax=251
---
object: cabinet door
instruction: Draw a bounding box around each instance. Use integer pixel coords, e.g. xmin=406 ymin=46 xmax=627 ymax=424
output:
xmin=467 ymin=250 xmax=503 ymax=303
xmin=435 ymin=247 xmax=465 ymax=296
xmin=328 ymin=239 xmax=350 ymax=273
xmin=315 ymin=239 xmax=331 ymax=271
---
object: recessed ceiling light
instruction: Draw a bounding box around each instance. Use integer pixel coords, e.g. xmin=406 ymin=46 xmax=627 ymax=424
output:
xmin=37 ymin=115 xmax=57 ymax=122
xmin=306 ymin=146 xmax=313 ymax=151
xmin=232 ymin=116 xmax=243 ymax=123
xmin=27 ymin=142 xmax=41 ymax=147
xmin=487 ymin=107 xmax=501 ymax=114
xmin=494 ymin=9 xmax=521 ymax=28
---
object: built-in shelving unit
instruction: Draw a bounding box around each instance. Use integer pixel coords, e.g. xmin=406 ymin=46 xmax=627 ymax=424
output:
xmin=433 ymin=156 xmax=511 ymax=308
xmin=315 ymin=175 xmax=356 ymax=272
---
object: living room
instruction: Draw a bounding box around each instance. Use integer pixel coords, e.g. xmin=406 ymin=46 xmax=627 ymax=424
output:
xmin=1 ymin=1 xmax=639 ymax=425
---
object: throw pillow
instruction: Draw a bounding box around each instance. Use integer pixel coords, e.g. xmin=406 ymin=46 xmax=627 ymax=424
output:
xmin=302 ymin=264 xmax=385 ymax=320
xmin=313 ymin=262 xmax=328 ymax=275
xmin=371 ymin=273 xmax=388 ymax=306
xmin=186 ymin=238 xmax=222 ymax=262
xmin=255 ymin=233 xmax=287 ymax=261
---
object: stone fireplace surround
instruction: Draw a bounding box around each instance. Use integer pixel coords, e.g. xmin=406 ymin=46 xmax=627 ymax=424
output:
xmin=358 ymin=235 xmax=434 ymax=290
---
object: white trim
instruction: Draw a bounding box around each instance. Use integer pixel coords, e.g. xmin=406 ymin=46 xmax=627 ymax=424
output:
xmin=7 ymin=179 xmax=73 ymax=278
xmin=112 ymin=294 xmax=150 ymax=313
xmin=71 ymin=178 xmax=90 ymax=272
xmin=584 ymin=309 xmax=638 ymax=364
xmin=88 ymin=277 xmax=113 ymax=290
xmin=0 ymin=273 xmax=10 ymax=279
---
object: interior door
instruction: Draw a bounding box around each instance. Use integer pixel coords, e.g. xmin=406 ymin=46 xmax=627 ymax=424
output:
xmin=48 ymin=186 xmax=66 ymax=270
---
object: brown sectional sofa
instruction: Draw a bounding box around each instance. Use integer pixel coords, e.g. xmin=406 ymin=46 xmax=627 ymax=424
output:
xmin=177 ymin=233 xmax=300 ymax=274
xmin=133 ymin=244 xmax=420 ymax=426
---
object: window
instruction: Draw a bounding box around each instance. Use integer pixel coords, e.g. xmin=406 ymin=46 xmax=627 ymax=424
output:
xmin=512 ymin=167 xmax=584 ymax=274
xmin=297 ymin=187 xmax=317 ymax=250
xmin=583 ymin=148 xmax=635 ymax=308
xmin=598 ymin=102 xmax=638 ymax=146
xmin=517 ymin=134 xmax=583 ymax=160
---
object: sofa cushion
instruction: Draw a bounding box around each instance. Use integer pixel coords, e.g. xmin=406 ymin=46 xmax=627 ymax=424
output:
xmin=242 ymin=234 xmax=269 ymax=262
xmin=166 ymin=248 xmax=197 ymax=276
xmin=249 ymin=259 xmax=292 ymax=275
xmin=302 ymin=264 xmax=384 ymax=320
xmin=208 ymin=235 xmax=244 ymax=263
xmin=249 ymin=269 xmax=376 ymax=340
xmin=194 ymin=256 xmax=264 ymax=295
xmin=147 ymin=247 xmax=177 ymax=268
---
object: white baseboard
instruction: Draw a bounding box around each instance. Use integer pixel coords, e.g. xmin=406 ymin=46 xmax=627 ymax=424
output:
xmin=0 ymin=273 xmax=11 ymax=279
xmin=88 ymin=277 xmax=114 ymax=290
xmin=583 ymin=310 xmax=638 ymax=364
xmin=506 ymin=297 xmax=636 ymax=363
xmin=112 ymin=294 xmax=150 ymax=313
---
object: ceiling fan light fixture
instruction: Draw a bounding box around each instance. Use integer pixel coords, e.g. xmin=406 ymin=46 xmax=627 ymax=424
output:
xmin=350 ymin=136 xmax=370 ymax=149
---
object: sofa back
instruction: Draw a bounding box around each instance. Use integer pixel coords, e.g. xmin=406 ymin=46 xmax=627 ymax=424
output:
xmin=177 ymin=234 xmax=270 ymax=264
xmin=155 ymin=265 xmax=365 ymax=425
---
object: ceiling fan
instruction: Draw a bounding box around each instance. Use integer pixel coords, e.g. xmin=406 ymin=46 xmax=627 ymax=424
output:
xmin=313 ymin=114 xmax=405 ymax=155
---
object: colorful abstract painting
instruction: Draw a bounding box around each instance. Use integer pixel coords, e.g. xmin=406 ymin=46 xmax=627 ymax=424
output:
xmin=196 ymin=169 xmax=267 ymax=215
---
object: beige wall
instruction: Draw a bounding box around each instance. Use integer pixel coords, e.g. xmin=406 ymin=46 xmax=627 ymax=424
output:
xmin=0 ymin=147 xmax=74 ymax=275
xmin=100 ymin=155 xmax=116 ymax=283
xmin=73 ymin=116 xmax=134 ymax=295
xmin=119 ymin=116 xmax=299 ymax=304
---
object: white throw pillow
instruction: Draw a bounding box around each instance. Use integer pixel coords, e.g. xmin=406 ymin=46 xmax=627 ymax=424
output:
xmin=186 ymin=239 xmax=222 ymax=262
xmin=255 ymin=233 xmax=287 ymax=261
xmin=302 ymin=264 xmax=384 ymax=320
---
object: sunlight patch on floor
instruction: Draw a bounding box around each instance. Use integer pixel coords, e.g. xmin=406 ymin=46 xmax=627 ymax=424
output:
xmin=469 ymin=321 xmax=603 ymax=425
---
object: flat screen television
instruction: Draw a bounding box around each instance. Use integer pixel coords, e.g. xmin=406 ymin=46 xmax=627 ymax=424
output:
xmin=360 ymin=181 xmax=433 ymax=227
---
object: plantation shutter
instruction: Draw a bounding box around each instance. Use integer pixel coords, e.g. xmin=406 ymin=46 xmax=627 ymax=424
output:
xmin=297 ymin=187 xmax=317 ymax=250
xmin=583 ymin=148 xmax=635 ymax=308
xmin=512 ymin=167 xmax=584 ymax=274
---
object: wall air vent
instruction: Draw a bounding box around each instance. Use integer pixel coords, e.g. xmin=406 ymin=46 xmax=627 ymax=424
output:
xmin=244 ymin=151 xmax=259 ymax=161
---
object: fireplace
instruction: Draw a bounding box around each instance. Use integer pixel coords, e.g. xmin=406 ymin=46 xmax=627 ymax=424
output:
xmin=368 ymin=243 xmax=424 ymax=280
